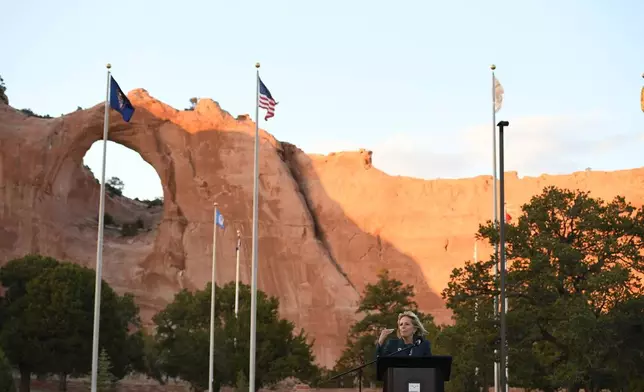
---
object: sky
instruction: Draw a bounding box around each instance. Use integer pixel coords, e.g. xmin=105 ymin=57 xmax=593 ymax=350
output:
xmin=2 ymin=0 xmax=643 ymax=200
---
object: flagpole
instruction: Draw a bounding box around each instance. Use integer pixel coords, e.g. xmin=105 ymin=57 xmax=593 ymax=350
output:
xmin=490 ymin=64 xmax=501 ymax=392
xmin=505 ymin=296 xmax=509 ymax=392
xmin=209 ymin=202 xmax=219 ymax=392
xmin=504 ymin=204 xmax=510 ymax=392
xmin=234 ymin=229 xmax=241 ymax=318
xmin=474 ymin=241 xmax=479 ymax=381
xmin=90 ymin=63 xmax=112 ymax=392
xmin=497 ymin=120 xmax=509 ymax=392
xmin=249 ymin=62 xmax=261 ymax=392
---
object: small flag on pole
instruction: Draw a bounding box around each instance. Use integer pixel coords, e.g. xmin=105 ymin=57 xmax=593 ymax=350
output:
xmin=640 ymin=85 xmax=643 ymax=112
xmin=109 ymin=76 xmax=135 ymax=122
xmin=494 ymin=75 xmax=504 ymax=113
xmin=258 ymin=77 xmax=277 ymax=120
xmin=215 ymin=209 xmax=225 ymax=229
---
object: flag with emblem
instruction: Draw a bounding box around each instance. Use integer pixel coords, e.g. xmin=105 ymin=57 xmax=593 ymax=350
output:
xmin=109 ymin=76 xmax=135 ymax=122
xmin=494 ymin=75 xmax=504 ymax=113
xmin=258 ymin=77 xmax=277 ymax=120
xmin=215 ymin=209 xmax=225 ymax=229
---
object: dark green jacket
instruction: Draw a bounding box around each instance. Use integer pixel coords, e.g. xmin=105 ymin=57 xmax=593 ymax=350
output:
xmin=375 ymin=336 xmax=432 ymax=358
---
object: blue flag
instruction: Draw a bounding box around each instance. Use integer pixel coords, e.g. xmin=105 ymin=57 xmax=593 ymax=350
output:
xmin=109 ymin=76 xmax=135 ymax=122
xmin=215 ymin=209 xmax=225 ymax=229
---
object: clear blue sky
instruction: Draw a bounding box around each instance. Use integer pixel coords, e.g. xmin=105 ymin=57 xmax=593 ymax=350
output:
xmin=2 ymin=0 xmax=643 ymax=200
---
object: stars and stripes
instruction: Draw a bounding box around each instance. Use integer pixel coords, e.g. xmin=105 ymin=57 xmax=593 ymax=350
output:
xmin=258 ymin=77 xmax=277 ymax=120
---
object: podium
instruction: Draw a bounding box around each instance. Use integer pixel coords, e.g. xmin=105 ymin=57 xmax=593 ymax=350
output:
xmin=376 ymin=356 xmax=452 ymax=392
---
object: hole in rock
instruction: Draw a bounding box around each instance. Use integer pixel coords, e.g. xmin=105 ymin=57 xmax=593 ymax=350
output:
xmin=82 ymin=141 xmax=164 ymax=238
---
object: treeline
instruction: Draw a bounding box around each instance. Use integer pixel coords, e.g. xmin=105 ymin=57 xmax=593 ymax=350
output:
xmin=329 ymin=186 xmax=644 ymax=392
xmin=1 ymin=185 xmax=643 ymax=392
xmin=0 ymin=257 xmax=320 ymax=392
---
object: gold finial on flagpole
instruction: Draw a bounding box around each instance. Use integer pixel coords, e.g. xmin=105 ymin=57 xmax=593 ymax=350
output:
xmin=255 ymin=62 xmax=260 ymax=69
xmin=214 ymin=202 xmax=218 ymax=207
xmin=106 ymin=63 xmax=111 ymax=69
xmin=491 ymin=64 xmax=496 ymax=71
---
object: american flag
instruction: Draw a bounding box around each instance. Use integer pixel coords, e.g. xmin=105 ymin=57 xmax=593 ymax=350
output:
xmin=258 ymin=77 xmax=277 ymax=120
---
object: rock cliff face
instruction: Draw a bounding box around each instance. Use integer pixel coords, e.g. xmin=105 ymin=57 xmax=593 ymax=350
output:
xmin=1 ymin=91 xmax=644 ymax=368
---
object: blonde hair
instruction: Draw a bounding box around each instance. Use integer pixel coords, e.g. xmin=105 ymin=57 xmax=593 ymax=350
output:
xmin=397 ymin=311 xmax=428 ymax=338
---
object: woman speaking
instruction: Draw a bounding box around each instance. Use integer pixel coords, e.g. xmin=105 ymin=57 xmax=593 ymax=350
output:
xmin=375 ymin=311 xmax=432 ymax=357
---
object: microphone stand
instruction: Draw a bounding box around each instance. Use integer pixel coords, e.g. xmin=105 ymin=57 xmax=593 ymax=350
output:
xmin=323 ymin=340 xmax=420 ymax=392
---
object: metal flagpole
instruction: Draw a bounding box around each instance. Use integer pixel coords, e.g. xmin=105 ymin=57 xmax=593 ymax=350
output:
xmin=235 ymin=229 xmax=241 ymax=318
xmin=249 ymin=62 xmax=261 ymax=392
xmin=505 ymin=296 xmax=509 ymax=392
xmin=490 ymin=64 xmax=500 ymax=392
xmin=474 ymin=241 xmax=479 ymax=382
xmin=497 ymin=120 xmax=509 ymax=392
xmin=503 ymin=205 xmax=510 ymax=392
xmin=208 ymin=202 xmax=219 ymax=392
xmin=90 ymin=63 xmax=112 ymax=392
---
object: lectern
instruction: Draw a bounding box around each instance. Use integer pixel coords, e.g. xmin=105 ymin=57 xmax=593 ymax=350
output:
xmin=376 ymin=356 xmax=452 ymax=392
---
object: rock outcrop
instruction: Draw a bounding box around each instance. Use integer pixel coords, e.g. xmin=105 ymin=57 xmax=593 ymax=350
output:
xmin=1 ymin=91 xmax=644 ymax=368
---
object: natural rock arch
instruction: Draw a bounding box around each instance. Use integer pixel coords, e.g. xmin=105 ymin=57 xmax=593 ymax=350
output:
xmin=0 ymin=89 xmax=363 ymax=366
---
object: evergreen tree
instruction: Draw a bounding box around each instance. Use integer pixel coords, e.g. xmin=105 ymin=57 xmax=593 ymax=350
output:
xmin=331 ymin=270 xmax=439 ymax=387
xmin=97 ymin=348 xmax=116 ymax=392
xmin=235 ymin=370 xmax=248 ymax=392
xmin=443 ymin=186 xmax=644 ymax=391
xmin=152 ymin=282 xmax=319 ymax=391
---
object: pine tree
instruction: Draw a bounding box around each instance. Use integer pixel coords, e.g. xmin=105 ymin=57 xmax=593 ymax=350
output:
xmin=97 ymin=348 xmax=116 ymax=392
xmin=235 ymin=371 xmax=248 ymax=392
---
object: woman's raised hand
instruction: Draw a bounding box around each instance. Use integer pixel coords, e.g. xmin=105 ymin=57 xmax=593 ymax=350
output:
xmin=378 ymin=328 xmax=395 ymax=345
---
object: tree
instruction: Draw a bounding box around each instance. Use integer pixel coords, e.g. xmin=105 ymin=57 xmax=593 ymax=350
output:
xmin=140 ymin=332 xmax=164 ymax=384
xmin=0 ymin=256 xmax=144 ymax=392
xmin=235 ymin=370 xmax=248 ymax=392
xmin=442 ymin=186 xmax=644 ymax=391
xmin=0 ymin=255 xmax=61 ymax=392
xmin=106 ymin=177 xmax=124 ymax=197
xmin=0 ymin=75 xmax=7 ymax=105
xmin=97 ymin=348 xmax=116 ymax=392
xmin=18 ymin=108 xmax=52 ymax=119
xmin=22 ymin=263 xmax=143 ymax=388
xmin=152 ymin=282 xmax=319 ymax=391
xmin=331 ymin=270 xmax=439 ymax=387
xmin=0 ymin=349 xmax=15 ymax=392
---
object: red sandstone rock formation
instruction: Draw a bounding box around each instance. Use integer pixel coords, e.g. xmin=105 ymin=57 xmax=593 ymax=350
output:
xmin=1 ymin=91 xmax=644 ymax=368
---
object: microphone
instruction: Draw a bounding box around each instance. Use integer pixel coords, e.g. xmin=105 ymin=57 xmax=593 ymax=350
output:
xmin=409 ymin=338 xmax=422 ymax=356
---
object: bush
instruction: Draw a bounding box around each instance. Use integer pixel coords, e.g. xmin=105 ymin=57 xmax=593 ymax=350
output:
xmin=121 ymin=222 xmax=139 ymax=237
xmin=19 ymin=108 xmax=52 ymax=119
xmin=104 ymin=213 xmax=115 ymax=226
xmin=0 ymin=75 xmax=8 ymax=105
xmin=142 ymin=198 xmax=163 ymax=208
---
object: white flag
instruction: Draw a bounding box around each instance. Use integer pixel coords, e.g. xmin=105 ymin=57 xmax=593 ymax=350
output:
xmin=494 ymin=75 xmax=504 ymax=113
